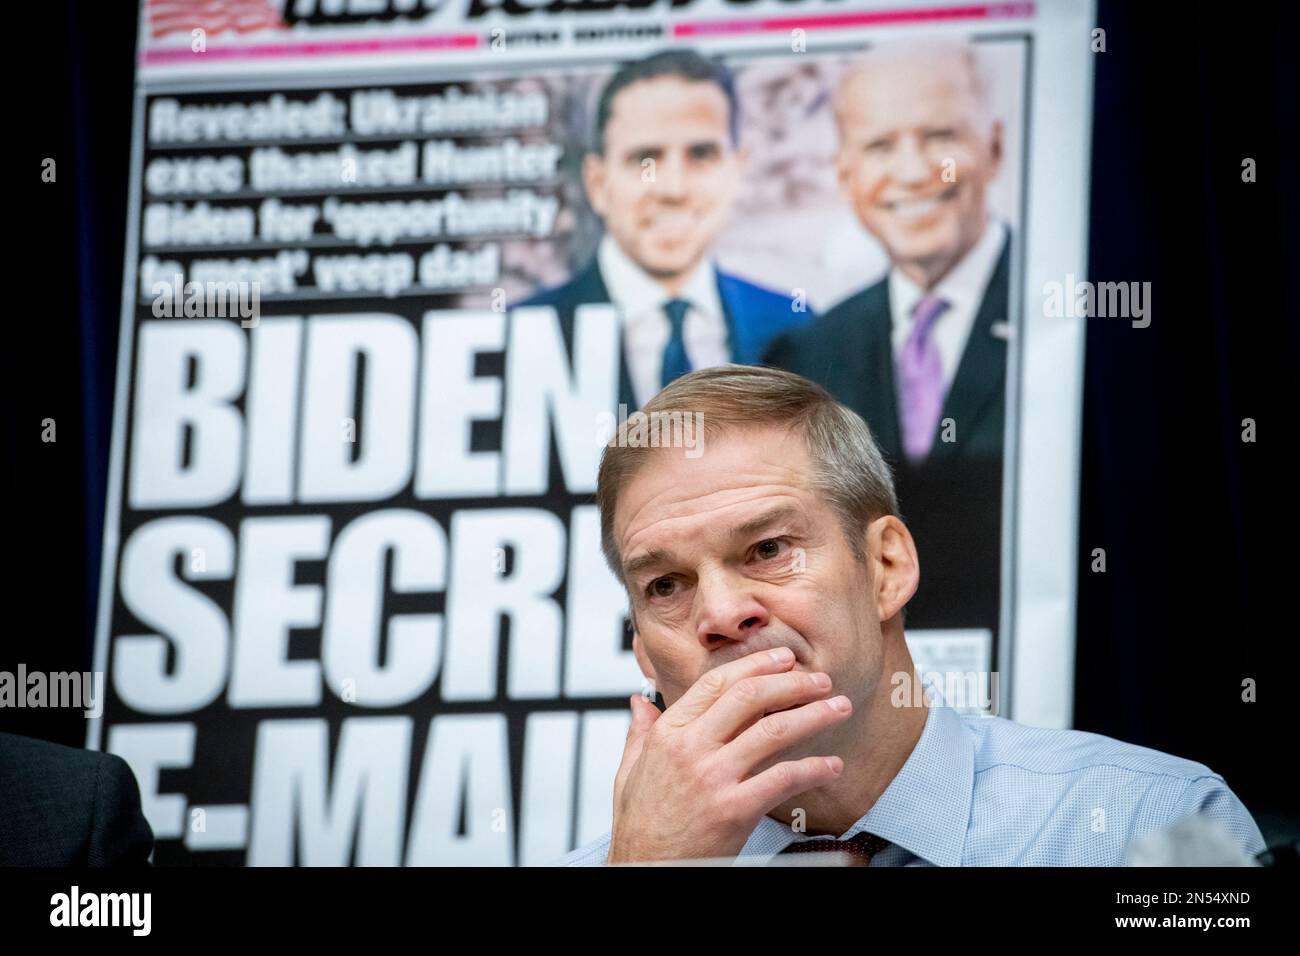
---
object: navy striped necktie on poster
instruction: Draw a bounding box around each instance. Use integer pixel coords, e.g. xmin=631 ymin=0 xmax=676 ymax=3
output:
xmin=659 ymin=298 xmax=693 ymax=388
xmin=773 ymin=831 xmax=890 ymax=866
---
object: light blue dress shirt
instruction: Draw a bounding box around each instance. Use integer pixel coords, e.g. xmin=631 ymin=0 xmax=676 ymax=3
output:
xmin=552 ymin=688 xmax=1266 ymax=866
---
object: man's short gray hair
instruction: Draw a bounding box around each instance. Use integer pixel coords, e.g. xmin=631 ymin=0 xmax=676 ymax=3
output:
xmin=596 ymin=364 xmax=899 ymax=583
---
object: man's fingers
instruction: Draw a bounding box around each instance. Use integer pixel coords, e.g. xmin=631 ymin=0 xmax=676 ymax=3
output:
xmin=733 ymin=755 xmax=845 ymax=822
xmin=667 ymin=648 xmax=797 ymax=725
xmin=692 ymin=669 xmax=837 ymax=745
xmin=722 ymin=693 xmax=853 ymax=774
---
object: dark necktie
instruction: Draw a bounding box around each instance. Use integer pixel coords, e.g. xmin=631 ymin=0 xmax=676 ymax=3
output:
xmin=773 ymin=830 xmax=890 ymax=866
xmin=659 ymin=298 xmax=693 ymax=389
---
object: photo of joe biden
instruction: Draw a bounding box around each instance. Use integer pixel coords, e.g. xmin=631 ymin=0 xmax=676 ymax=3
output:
xmin=767 ymin=39 xmax=1014 ymax=633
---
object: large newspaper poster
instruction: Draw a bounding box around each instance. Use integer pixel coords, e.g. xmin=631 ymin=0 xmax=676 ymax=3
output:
xmin=91 ymin=0 xmax=1094 ymax=865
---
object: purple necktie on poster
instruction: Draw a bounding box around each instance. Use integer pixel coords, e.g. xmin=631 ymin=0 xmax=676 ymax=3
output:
xmin=897 ymin=293 xmax=949 ymax=460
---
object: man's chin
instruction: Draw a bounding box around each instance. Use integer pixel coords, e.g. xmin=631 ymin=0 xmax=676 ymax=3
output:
xmin=874 ymin=221 xmax=953 ymax=254
xmin=880 ymin=236 xmax=964 ymax=277
xmin=634 ymin=248 xmax=708 ymax=282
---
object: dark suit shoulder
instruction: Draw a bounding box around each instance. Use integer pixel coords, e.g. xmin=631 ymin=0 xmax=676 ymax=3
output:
xmin=0 ymin=730 xmax=105 ymax=782
xmin=516 ymin=257 xmax=608 ymax=312
xmin=0 ymin=733 xmax=154 ymax=866
xmin=517 ymin=276 xmax=574 ymax=310
xmin=87 ymin=749 xmax=155 ymax=867
xmin=812 ymin=277 xmax=890 ymax=335
xmin=763 ymin=277 xmax=887 ymax=368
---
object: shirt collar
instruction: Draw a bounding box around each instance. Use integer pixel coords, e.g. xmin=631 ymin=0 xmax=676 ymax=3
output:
xmin=596 ymin=233 xmax=720 ymax=323
xmin=889 ymin=218 xmax=1006 ymax=323
xmin=737 ymin=686 xmax=976 ymax=867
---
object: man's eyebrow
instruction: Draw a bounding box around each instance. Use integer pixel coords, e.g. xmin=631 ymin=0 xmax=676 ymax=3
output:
xmin=622 ymin=144 xmax=663 ymax=159
xmin=621 ymin=507 xmax=801 ymax=580
xmin=622 ymin=548 xmax=673 ymax=582
xmin=729 ymin=505 xmax=802 ymax=541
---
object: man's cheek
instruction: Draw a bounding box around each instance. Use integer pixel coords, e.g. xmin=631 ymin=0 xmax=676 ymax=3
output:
xmin=854 ymin=172 xmax=888 ymax=217
xmin=612 ymin=175 xmax=647 ymax=206
xmin=692 ymin=203 xmax=726 ymax=244
xmin=621 ymin=187 xmax=650 ymax=219
xmin=949 ymin=141 xmax=986 ymax=171
xmin=707 ymin=164 xmax=741 ymax=203
xmin=654 ymin=659 xmax=698 ymax=700
xmin=859 ymin=204 xmax=894 ymax=242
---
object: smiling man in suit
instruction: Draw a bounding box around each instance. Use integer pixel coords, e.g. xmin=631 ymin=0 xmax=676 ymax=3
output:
xmin=766 ymin=39 xmax=1011 ymax=632
xmin=521 ymin=49 xmax=810 ymax=410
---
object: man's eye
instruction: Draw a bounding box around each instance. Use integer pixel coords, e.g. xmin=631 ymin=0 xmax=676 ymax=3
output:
xmin=649 ymin=577 xmax=676 ymax=598
xmin=755 ymin=539 xmax=784 ymax=560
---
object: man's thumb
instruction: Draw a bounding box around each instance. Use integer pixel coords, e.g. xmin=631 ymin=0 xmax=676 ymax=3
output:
xmin=616 ymin=694 xmax=659 ymax=780
xmin=627 ymin=693 xmax=659 ymax=739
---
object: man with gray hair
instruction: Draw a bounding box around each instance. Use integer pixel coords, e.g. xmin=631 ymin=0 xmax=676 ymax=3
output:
xmin=554 ymin=365 xmax=1262 ymax=865
xmin=766 ymin=39 xmax=1010 ymax=634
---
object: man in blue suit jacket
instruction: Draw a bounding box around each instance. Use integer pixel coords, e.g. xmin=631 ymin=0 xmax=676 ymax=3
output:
xmin=520 ymin=50 xmax=809 ymax=410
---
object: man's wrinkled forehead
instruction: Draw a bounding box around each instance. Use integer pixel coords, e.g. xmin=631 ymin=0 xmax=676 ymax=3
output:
xmin=605 ymin=77 xmax=732 ymax=150
xmin=612 ymin=427 xmax=814 ymax=553
xmin=836 ymin=49 xmax=984 ymax=131
xmin=621 ymin=499 xmax=810 ymax=580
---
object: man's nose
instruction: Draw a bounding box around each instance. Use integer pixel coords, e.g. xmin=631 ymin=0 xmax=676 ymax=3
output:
xmin=651 ymin=151 xmax=689 ymax=199
xmin=888 ymin=132 xmax=936 ymax=187
xmin=693 ymin=567 xmax=770 ymax=648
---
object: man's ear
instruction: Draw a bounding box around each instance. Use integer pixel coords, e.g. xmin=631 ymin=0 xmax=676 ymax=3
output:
xmin=581 ymin=151 xmax=608 ymax=219
xmin=987 ymin=119 xmax=1004 ymax=179
xmin=631 ymin=630 xmax=657 ymax=685
xmin=867 ymin=515 xmax=920 ymax=624
xmin=834 ymin=143 xmax=854 ymax=199
xmin=732 ymin=142 xmax=751 ymax=176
